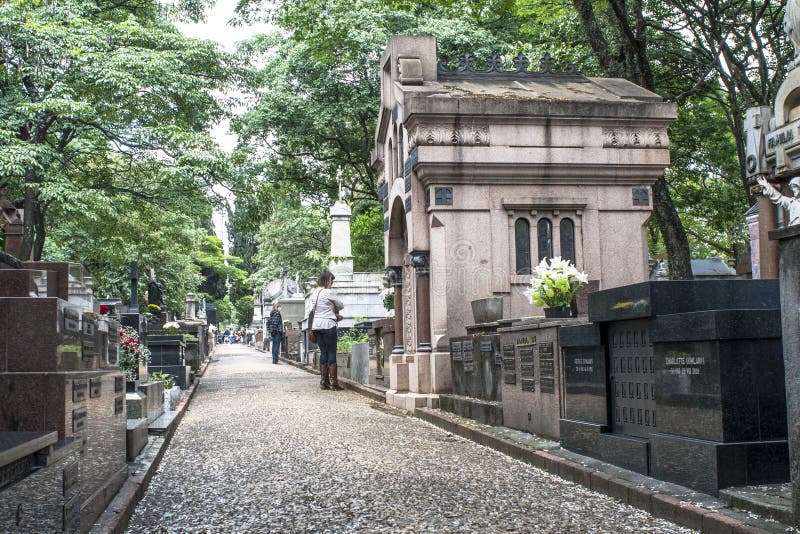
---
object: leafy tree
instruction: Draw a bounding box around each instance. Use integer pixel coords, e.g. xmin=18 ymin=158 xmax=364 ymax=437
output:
xmin=251 ymin=201 xmax=331 ymax=286
xmin=234 ymin=294 xmax=255 ymax=326
xmin=0 ymin=0 xmax=236 ymax=260
xmin=351 ymin=205 xmax=384 ymax=272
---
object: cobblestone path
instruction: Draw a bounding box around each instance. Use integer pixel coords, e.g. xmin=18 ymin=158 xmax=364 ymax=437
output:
xmin=126 ymin=344 xmax=692 ymax=533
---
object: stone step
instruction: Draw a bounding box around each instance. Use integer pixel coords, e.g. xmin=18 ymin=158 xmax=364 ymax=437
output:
xmin=148 ymin=411 xmax=179 ymax=435
xmin=718 ymin=483 xmax=793 ymax=525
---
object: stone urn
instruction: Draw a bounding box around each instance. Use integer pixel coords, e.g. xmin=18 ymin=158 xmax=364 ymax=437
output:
xmin=471 ymin=297 xmax=504 ymax=324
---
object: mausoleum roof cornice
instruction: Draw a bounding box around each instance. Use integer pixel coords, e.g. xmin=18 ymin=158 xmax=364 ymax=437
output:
xmin=402 ymin=92 xmax=676 ymax=122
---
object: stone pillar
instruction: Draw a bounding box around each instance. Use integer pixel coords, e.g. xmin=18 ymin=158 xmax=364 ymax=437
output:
xmin=759 ymin=195 xmax=780 ymax=278
xmin=3 ymin=211 xmax=23 ymax=258
xmin=329 ymin=200 xmax=354 ymax=276
xmin=185 ymin=292 xmax=197 ymax=320
xmin=411 ymin=251 xmax=432 ymax=352
xmin=770 ymin=224 xmax=800 ymax=526
xmin=388 ymin=266 xmax=404 ymax=354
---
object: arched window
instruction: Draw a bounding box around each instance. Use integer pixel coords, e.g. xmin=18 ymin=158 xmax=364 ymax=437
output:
xmin=538 ymin=218 xmax=553 ymax=262
xmin=560 ymin=218 xmax=576 ymax=264
xmin=515 ymin=218 xmax=531 ymax=274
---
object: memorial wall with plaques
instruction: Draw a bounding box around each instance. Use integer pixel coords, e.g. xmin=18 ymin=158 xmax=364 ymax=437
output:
xmin=0 ymin=263 xmax=127 ymax=532
xmin=498 ymin=318 xmax=580 ymax=440
xmin=559 ymin=280 xmax=789 ymax=495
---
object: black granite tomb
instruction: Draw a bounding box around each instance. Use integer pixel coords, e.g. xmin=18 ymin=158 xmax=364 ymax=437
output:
xmin=559 ymin=280 xmax=789 ymax=494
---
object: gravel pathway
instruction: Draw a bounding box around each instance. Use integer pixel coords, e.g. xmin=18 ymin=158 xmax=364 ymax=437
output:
xmin=126 ymin=344 xmax=693 ymax=533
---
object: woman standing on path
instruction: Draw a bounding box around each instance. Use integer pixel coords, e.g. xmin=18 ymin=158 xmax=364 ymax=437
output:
xmin=268 ymin=303 xmax=284 ymax=364
xmin=311 ymin=271 xmax=344 ymax=390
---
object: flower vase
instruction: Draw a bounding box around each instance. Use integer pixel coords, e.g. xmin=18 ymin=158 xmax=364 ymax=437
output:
xmin=544 ymin=305 xmax=572 ymax=318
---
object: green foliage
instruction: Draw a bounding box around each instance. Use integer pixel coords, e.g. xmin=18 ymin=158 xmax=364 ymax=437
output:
xmin=337 ymin=328 xmax=369 ymax=352
xmin=148 ymin=371 xmax=175 ymax=390
xmin=351 ymin=205 xmax=384 ymax=272
xmin=0 ymin=0 xmax=246 ymax=314
xmin=251 ymin=201 xmax=331 ymax=286
xmin=194 ymin=234 xmax=248 ymax=302
xmin=234 ymin=294 xmax=255 ymax=326
xmin=216 ymin=294 xmax=234 ymax=326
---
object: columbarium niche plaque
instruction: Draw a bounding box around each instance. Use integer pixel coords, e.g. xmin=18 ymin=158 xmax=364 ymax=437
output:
xmin=72 ymin=380 xmax=88 ymax=403
xmin=609 ymin=320 xmax=656 ymax=436
xmin=539 ymin=341 xmax=555 ymax=394
xmin=502 ymin=343 xmax=516 ymax=385
xmin=451 ymin=341 xmax=463 ymax=362
xmin=518 ymin=336 xmax=536 ymax=393
xmin=463 ymin=339 xmax=475 ymax=373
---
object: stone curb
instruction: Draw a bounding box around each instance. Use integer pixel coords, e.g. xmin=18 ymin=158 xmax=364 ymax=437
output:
xmin=89 ymin=378 xmax=202 ymax=534
xmin=414 ymin=408 xmax=777 ymax=534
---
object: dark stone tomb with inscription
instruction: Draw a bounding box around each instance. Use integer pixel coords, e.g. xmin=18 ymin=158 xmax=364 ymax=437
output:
xmin=441 ymin=324 xmax=505 ymax=426
xmin=145 ymin=334 xmax=190 ymax=388
xmin=498 ymin=317 xmax=582 ymax=440
xmin=0 ymin=264 xmax=127 ymax=532
xmin=559 ymin=280 xmax=788 ymax=495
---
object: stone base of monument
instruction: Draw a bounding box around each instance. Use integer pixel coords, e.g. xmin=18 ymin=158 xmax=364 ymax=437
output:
xmin=559 ymin=280 xmax=789 ymax=495
xmin=336 ymin=352 xmax=351 ymax=380
xmin=386 ymin=391 xmax=439 ymax=410
xmin=0 ymin=431 xmax=82 ymax=533
xmin=439 ymin=394 xmax=503 ymax=426
xmin=126 ymin=419 xmax=149 ymax=461
xmin=350 ymin=343 xmax=370 ymax=384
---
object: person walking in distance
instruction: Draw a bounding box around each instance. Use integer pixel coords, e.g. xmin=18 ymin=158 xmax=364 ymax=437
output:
xmin=268 ymin=303 xmax=284 ymax=364
xmin=311 ymin=271 xmax=344 ymax=390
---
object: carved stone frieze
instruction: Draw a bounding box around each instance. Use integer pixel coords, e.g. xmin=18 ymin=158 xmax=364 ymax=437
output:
xmin=403 ymin=265 xmax=415 ymax=353
xmin=602 ymin=127 xmax=669 ymax=149
xmin=408 ymin=124 xmax=490 ymax=147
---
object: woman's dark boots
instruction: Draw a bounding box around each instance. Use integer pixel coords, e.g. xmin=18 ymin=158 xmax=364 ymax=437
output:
xmin=329 ymin=363 xmax=344 ymax=390
xmin=320 ymin=364 xmax=330 ymax=389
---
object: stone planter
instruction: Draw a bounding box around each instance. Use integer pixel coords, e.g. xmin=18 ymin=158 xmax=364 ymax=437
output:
xmin=471 ymin=297 xmax=504 ymax=324
xmin=544 ymin=305 xmax=572 ymax=318
xmin=163 ymin=385 xmax=181 ymax=411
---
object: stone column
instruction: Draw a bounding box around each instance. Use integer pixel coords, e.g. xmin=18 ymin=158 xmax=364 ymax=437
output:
xmin=759 ymin=196 xmax=780 ymax=278
xmin=388 ymin=266 xmax=404 ymax=354
xmin=770 ymin=224 xmax=800 ymax=526
xmin=411 ymin=251 xmax=432 ymax=352
xmin=185 ymin=292 xmax=197 ymax=320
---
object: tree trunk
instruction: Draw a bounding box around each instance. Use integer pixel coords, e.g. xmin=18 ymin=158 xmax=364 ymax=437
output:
xmin=18 ymin=185 xmax=36 ymax=261
xmin=33 ymin=202 xmax=46 ymax=261
xmin=652 ymin=177 xmax=693 ymax=279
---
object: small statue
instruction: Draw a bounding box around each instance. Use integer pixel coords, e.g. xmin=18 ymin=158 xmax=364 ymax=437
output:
xmin=147 ymin=274 xmax=165 ymax=308
xmin=757 ymin=176 xmax=800 ymax=226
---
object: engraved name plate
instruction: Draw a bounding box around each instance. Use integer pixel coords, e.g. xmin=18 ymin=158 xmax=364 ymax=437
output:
xmin=72 ymin=408 xmax=87 ymax=433
xmin=521 ymin=378 xmax=536 ymax=392
xmin=114 ymin=395 xmax=124 ymax=415
xmin=89 ymin=378 xmax=102 ymax=398
xmin=72 ymin=380 xmax=88 ymax=403
xmin=539 ymin=341 xmax=555 ymax=394
xmin=63 ymin=494 xmax=80 ymax=532
xmin=114 ymin=375 xmax=124 ymax=392
xmin=451 ymin=341 xmax=463 ymax=361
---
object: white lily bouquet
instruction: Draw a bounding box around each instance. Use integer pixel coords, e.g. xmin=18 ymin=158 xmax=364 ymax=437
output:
xmin=527 ymin=257 xmax=588 ymax=308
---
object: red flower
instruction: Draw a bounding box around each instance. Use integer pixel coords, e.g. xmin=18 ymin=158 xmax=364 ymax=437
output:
xmin=99 ymin=304 xmax=110 ymax=315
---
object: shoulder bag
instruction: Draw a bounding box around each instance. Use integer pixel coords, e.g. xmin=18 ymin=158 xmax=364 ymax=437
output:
xmin=308 ymin=290 xmax=322 ymax=343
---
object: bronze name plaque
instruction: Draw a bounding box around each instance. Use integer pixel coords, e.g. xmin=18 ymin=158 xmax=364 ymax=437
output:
xmin=62 ymin=462 xmax=78 ymax=496
xmin=114 ymin=375 xmax=124 ymax=392
xmin=72 ymin=408 xmax=87 ymax=433
xmin=451 ymin=341 xmax=463 ymax=362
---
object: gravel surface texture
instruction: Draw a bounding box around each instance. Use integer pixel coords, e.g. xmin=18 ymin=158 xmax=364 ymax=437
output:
xmin=126 ymin=344 xmax=694 ymax=533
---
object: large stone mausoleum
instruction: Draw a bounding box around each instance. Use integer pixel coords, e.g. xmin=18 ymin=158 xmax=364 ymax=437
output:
xmin=372 ymin=36 xmax=676 ymax=409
